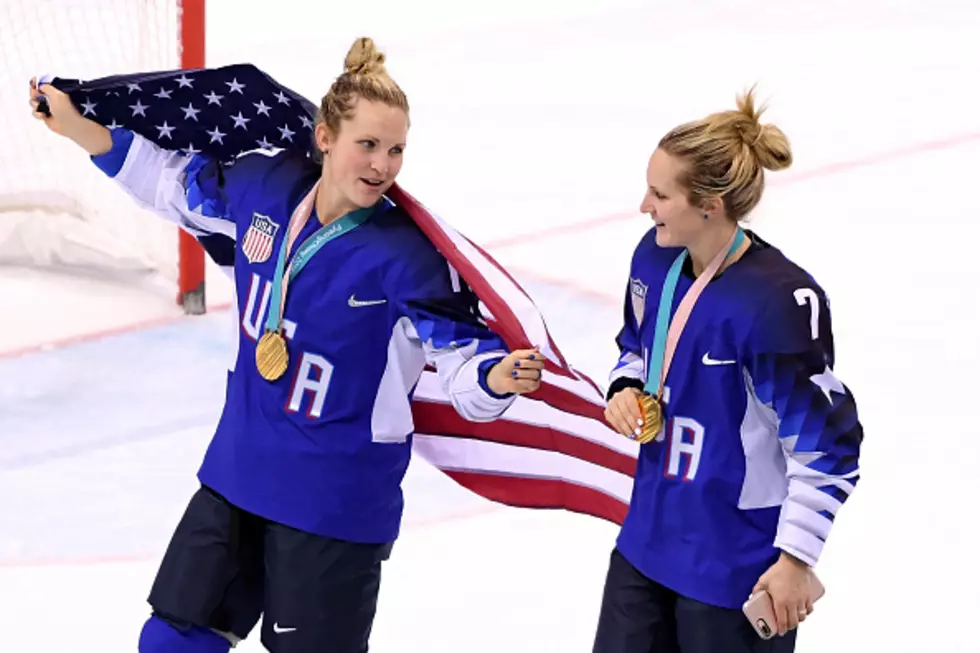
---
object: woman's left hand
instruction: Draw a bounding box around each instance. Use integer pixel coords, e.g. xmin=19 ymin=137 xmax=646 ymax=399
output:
xmin=751 ymin=552 xmax=817 ymax=636
xmin=486 ymin=347 xmax=544 ymax=395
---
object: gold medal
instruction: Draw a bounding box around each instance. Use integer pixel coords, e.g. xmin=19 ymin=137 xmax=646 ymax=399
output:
xmin=636 ymin=393 xmax=664 ymax=444
xmin=255 ymin=330 xmax=289 ymax=381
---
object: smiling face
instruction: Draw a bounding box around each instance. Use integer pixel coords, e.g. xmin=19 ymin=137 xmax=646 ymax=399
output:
xmin=639 ymin=147 xmax=718 ymax=249
xmin=315 ymin=96 xmax=408 ymax=212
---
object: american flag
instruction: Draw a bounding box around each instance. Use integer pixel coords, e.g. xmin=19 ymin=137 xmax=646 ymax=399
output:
xmin=41 ymin=64 xmax=639 ymax=524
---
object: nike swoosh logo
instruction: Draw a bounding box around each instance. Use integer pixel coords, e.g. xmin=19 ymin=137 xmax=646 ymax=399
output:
xmin=702 ymin=352 xmax=736 ymax=366
xmin=273 ymin=623 xmax=297 ymax=634
xmin=348 ymin=294 xmax=387 ymax=308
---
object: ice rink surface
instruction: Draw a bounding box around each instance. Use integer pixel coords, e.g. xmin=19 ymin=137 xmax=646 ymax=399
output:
xmin=2 ymin=1 xmax=979 ymax=650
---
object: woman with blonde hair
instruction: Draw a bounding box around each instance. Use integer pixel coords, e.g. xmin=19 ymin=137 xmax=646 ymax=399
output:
xmin=30 ymin=38 xmax=542 ymax=653
xmin=595 ymin=89 xmax=863 ymax=652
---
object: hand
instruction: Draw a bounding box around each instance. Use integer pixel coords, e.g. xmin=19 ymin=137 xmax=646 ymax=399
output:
xmin=28 ymin=77 xmax=81 ymax=136
xmin=486 ymin=348 xmax=544 ymax=395
xmin=752 ymin=552 xmax=817 ymax=636
xmin=604 ymin=387 xmax=643 ymax=439
xmin=28 ymin=77 xmax=112 ymax=155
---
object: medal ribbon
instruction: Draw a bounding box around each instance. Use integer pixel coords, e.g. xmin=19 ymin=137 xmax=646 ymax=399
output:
xmin=264 ymin=180 xmax=378 ymax=334
xmin=644 ymin=227 xmax=746 ymax=396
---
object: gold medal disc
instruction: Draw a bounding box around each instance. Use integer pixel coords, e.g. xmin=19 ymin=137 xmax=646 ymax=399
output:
xmin=636 ymin=393 xmax=664 ymax=444
xmin=256 ymin=330 xmax=289 ymax=381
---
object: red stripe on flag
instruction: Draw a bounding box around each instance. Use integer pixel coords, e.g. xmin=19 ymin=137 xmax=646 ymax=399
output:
xmin=390 ymin=184 xmax=579 ymax=381
xmin=439 ymin=469 xmax=629 ymax=525
xmin=459 ymin=233 xmax=576 ymax=374
xmin=413 ymin=403 xmax=637 ymax=477
xmin=528 ymin=382 xmax=608 ymax=426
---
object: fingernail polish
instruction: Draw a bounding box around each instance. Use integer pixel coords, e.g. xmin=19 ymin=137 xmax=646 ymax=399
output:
xmin=637 ymin=419 xmax=643 ymax=426
xmin=528 ymin=354 xmax=535 ymax=360
xmin=514 ymin=361 xmax=520 ymax=367
xmin=511 ymin=370 xmax=517 ymax=377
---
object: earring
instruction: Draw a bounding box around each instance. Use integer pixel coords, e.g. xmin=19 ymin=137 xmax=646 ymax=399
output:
xmin=703 ymin=213 xmax=709 ymax=220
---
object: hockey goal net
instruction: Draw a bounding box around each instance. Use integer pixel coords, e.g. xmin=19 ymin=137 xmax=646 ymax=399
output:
xmin=0 ymin=0 xmax=207 ymax=313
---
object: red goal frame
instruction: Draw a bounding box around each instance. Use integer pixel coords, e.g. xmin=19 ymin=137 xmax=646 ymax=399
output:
xmin=177 ymin=0 xmax=207 ymax=314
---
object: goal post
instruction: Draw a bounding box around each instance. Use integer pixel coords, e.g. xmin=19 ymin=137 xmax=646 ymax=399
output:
xmin=0 ymin=0 xmax=210 ymax=315
xmin=177 ymin=0 xmax=207 ymax=314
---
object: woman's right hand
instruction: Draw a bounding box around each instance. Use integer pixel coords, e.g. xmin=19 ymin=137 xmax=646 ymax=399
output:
xmin=29 ymin=77 xmax=82 ymax=137
xmin=28 ymin=77 xmax=112 ymax=155
xmin=605 ymin=387 xmax=644 ymax=439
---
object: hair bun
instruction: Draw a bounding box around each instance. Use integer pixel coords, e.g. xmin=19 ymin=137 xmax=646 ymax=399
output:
xmin=344 ymin=37 xmax=387 ymax=77
xmin=735 ymin=88 xmax=792 ymax=172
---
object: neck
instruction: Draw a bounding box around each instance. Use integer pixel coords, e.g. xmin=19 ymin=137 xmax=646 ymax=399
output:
xmin=314 ymin=182 xmax=354 ymax=227
xmin=688 ymin=223 xmax=746 ymax=276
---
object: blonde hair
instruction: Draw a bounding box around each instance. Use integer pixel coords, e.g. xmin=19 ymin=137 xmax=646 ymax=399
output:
xmin=658 ymin=86 xmax=792 ymax=221
xmin=314 ymin=37 xmax=409 ymax=154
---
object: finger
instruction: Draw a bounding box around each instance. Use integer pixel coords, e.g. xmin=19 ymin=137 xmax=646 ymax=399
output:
xmin=795 ymin=602 xmax=807 ymax=624
xmin=512 ymin=357 xmax=545 ymax=370
xmin=611 ymin=400 xmax=640 ymax=438
xmin=30 ymin=95 xmax=50 ymax=118
xmin=619 ymin=396 xmax=646 ymax=437
xmin=508 ymin=347 xmax=541 ymax=361
xmin=786 ymin=601 xmax=800 ymax=631
xmin=510 ymin=368 xmax=541 ymax=381
xmin=517 ymin=379 xmax=541 ymax=393
xmin=774 ymin=598 xmax=790 ymax=636
xmin=784 ymin=599 xmax=799 ymax=634
xmin=624 ymin=391 xmax=644 ymax=425
xmin=35 ymin=84 xmax=61 ymax=113
xmin=604 ymin=402 xmax=631 ymax=438
xmin=612 ymin=394 xmax=643 ymax=436
xmin=37 ymin=83 xmax=60 ymax=97
xmin=604 ymin=407 xmax=618 ymax=432
xmin=508 ymin=379 xmax=539 ymax=395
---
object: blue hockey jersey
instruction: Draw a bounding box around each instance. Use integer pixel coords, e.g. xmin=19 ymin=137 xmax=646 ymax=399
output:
xmin=92 ymin=128 xmax=517 ymax=544
xmin=610 ymin=227 xmax=862 ymax=609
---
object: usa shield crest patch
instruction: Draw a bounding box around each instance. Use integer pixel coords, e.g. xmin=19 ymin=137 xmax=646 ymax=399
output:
xmin=242 ymin=212 xmax=280 ymax=264
xmin=630 ymin=277 xmax=648 ymax=329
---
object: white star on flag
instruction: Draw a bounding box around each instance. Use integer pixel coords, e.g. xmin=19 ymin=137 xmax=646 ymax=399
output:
xmin=231 ymin=112 xmax=251 ymax=129
xmin=129 ymin=100 xmax=148 ymax=117
xmin=207 ymin=126 xmax=226 ymax=144
xmin=156 ymin=121 xmax=175 ymax=139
